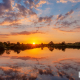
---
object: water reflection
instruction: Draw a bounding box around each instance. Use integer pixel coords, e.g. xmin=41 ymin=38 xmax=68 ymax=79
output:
xmin=48 ymin=47 xmax=54 ymax=51
xmin=0 ymin=46 xmax=80 ymax=55
xmin=54 ymin=47 xmax=66 ymax=52
xmin=0 ymin=48 xmax=80 ymax=80
xmin=0 ymin=50 xmax=5 ymax=55
xmin=6 ymin=49 xmax=11 ymax=54
xmin=41 ymin=47 xmax=44 ymax=50
xmin=0 ymin=59 xmax=79 ymax=80
xmin=14 ymin=49 xmax=21 ymax=54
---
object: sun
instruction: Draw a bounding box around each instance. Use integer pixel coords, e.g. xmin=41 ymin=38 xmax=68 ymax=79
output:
xmin=33 ymin=42 xmax=35 ymax=45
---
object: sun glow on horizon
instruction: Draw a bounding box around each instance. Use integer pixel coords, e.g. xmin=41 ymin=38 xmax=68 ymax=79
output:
xmin=33 ymin=42 xmax=35 ymax=45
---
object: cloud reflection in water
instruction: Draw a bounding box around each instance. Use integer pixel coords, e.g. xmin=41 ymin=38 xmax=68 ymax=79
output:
xmin=0 ymin=48 xmax=80 ymax=80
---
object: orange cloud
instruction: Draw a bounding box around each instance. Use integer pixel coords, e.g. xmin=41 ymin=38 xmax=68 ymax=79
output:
xmin=0 ymin=30 xmax=44 ymax=38
xmin=11 ymin=31 xmax=44 ymax=35
xmin=36 ymin=0 xmax=47 ymax=7
xmin=56 ymin=10 xmax=74 ymax=21
xmin=53 ymin=26 xmax=80 ymax=33
xmin=57 ymin=0 xmax=80 ymax=3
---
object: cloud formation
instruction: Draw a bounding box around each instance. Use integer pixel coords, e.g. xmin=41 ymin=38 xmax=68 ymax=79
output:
xmin=0 ymin=0 xmax=80 ymax=40
xmin=11 ymin=31 xmax=44 ymax=35
xmin=0 ymin=0 xmax=48 ymax=26
xmin=57 ymin=0 xmax=80 ymax=3
xmin=53 ymin=26 xmax=80 ymax=32
xmin=55 ymin=10 xmax=76 ymax=28
xmin=38 ymin=16 xmax=53 ymax=23
xmin=61 ymin=20 xmax=79 ymax=26
xmin=56 ymin=10 xmax=74 ymax=21
xmin=0 ymin=0 xmax=13 ymax=16
xmin=0 ymin=30 xmax=44 ymax=38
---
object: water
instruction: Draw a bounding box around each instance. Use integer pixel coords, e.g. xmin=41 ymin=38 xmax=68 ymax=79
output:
xmin=0 ymin=47 xmax=80 ymax=80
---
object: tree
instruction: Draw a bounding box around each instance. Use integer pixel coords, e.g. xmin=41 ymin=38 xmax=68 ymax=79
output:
xmin=61 ymin=41 xmax=65 ymax=45
xmin=3 ymin=42 xmax=7 ymax=45
xmin=7 ymin=41 xmax=10 ymax=46
xmin=48 ymin=41 xmax=54 ymax=45
xmin=0 ymin=42 xmax=3 ymax=45
xmin=17 ymin=42 xmax=20 ymax=45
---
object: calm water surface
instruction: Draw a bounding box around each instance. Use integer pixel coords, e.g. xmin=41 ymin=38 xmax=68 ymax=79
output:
xmin=0 ymin=47 xmax=80 ymax=80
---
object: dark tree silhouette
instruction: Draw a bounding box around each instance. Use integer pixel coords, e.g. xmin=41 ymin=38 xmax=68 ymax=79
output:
xmin=61 ymin=41 xmax=65 ymax=45
xmin=48 ymin=41 xmax=54 ymax=45
xmin=17 ymin=42 xmax=20 ymax=45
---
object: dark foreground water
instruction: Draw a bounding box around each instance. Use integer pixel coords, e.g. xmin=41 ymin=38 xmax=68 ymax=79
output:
xmin=0 ymin=47 xmax=80 ymax=80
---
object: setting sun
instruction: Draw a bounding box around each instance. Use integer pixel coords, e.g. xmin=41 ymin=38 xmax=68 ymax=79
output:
xmin=33 ymin=42 xmax=35 ymax=45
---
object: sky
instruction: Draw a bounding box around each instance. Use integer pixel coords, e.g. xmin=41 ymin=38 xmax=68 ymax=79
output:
xmin=0 ymin=0 xmax=80 ymax=44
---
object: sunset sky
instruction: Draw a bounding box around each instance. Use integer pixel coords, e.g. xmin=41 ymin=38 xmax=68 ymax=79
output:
xmin=0 ymin=0 xmax=80 ymax=44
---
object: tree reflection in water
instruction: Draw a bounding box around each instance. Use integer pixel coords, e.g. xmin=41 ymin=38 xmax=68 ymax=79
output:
xmin=0 ymin=50 xmax=5 ymax=55
xmin=48 ymin=47 xmax=54 ymax=51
